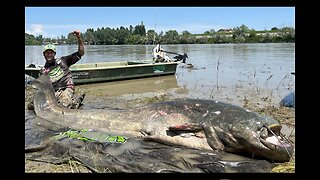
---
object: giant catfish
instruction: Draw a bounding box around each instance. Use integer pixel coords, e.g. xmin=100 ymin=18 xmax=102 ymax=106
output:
xmin=29 ymin=75 xmax=294 ymax=162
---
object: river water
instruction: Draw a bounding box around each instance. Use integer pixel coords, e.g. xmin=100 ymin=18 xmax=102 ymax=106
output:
xmin=25 ymin=43 xmax=295 ymax=107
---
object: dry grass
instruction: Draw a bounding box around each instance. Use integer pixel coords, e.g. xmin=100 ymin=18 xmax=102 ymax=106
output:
xmin=25 ymin=159 xmax=92 ymax=173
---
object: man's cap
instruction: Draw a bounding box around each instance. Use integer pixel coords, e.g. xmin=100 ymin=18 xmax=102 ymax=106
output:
xmin=43 ymin=44 xmax=56 ymax=53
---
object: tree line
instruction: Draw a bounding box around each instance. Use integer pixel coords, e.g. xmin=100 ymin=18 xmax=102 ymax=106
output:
xmin=25 ymin=23 xmax=295 ymax=45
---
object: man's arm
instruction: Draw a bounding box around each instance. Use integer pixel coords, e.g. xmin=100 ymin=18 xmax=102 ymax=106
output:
xmin=73 ymin=30 xmax=84 ymax=56
xmin=63 ymin=30 xmax=85 ymax=67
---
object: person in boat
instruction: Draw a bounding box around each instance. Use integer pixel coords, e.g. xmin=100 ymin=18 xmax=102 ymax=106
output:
xmin=27 ymin=30 xmax=85 ymax=110
xmin=152 ymin=44 xmax=172 ymax=63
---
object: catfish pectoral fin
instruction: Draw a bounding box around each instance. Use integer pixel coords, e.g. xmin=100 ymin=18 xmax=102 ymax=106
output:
xmin=202 ymin=125 xmax=225 ymax=151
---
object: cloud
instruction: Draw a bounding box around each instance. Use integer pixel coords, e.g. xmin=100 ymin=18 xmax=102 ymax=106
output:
xmin=25 ymin=24 xmax=46 ymax=36
xmin=25 ymin=24 xmax=61 ymax=38
xmin=25 ymin=24 xmax=90 ymax=38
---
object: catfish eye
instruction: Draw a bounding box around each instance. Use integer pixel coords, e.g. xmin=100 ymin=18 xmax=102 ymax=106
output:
xmin=260 ymin=127 xmax=268 ymax=139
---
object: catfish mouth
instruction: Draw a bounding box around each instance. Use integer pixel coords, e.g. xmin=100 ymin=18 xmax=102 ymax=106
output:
xmin=259 ymin=124 xmax=294 ymax=161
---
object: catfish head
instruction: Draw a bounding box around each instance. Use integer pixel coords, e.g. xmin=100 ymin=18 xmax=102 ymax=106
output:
xmin=224 ymin=113 xmax=294 ymax=162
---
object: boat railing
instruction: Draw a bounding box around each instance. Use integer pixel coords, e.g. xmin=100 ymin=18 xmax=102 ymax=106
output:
xmin=71 ymin=62 xmax=129 ymax=69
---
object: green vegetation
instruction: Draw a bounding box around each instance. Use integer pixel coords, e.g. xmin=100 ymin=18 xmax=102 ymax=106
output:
xmin=52 ymin=129 xmax=128 ymax=143
xmin=25 ymin=23 xmax=295 ymax=45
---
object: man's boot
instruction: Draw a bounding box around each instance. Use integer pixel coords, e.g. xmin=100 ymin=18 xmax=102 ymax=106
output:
xmin=73 ymin=93 xmax=86 ymax=109
xmin=27 ymin=101 xmax=34 ymax=110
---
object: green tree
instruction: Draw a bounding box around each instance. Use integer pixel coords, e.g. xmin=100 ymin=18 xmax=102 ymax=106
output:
xmin=84 ymin=28 xmax=95 ymax=45
xmin=279 ymin=27 xmax=295 ymax=42
xmin=133 ymin=23 xmax=146 ymax=36
xmin=115 ymin=26 xmax=130 ymax=44
xmin=25 ymin=33 xmax=41 ymax=45
xmin=181 ymin=30 xmax=193 ymax=44
xmin=66 ymin=32 xmax=78 ymax=44
xmin=247 ymin=30 xmax=258 ymax=43
xmin=232 ymin=24 xmax=250 ymax=43
xmin=146 ymin=29 xmax=157 ymax=45
xmin=163 ymin=30 xmax=179 ymax=44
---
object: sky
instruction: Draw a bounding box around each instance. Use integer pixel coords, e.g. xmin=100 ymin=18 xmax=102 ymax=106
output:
xmin=25 ymin=7 xmax=295 ymax=38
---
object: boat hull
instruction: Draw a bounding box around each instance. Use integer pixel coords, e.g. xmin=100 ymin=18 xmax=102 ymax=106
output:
xmin=25 ymin=61 xmax=178 ymax=84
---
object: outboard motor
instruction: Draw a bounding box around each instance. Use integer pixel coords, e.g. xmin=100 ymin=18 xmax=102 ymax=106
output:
xmin=173 ymin=53 xmax=188 ymax=63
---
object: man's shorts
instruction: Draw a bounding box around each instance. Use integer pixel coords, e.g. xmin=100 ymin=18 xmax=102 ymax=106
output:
xmin=55 ymin=88 xmax=84 ymax=109
xmin=27 ymin=88 xmax=85 ymax=110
